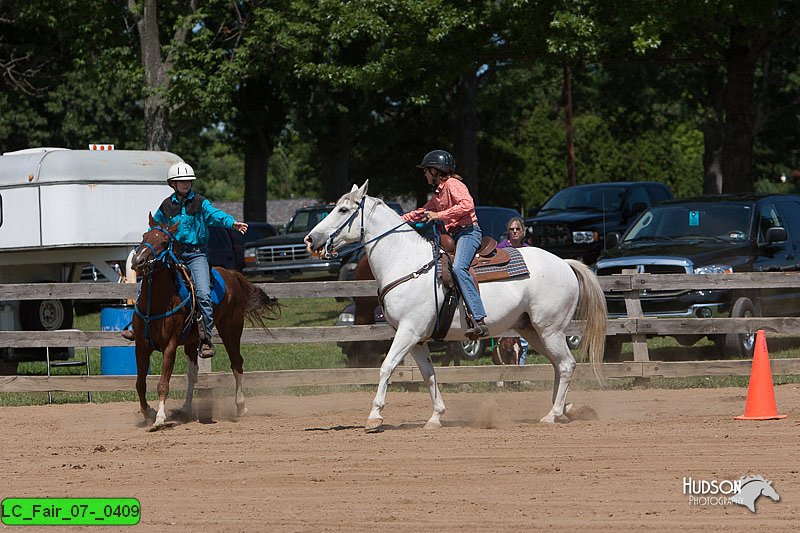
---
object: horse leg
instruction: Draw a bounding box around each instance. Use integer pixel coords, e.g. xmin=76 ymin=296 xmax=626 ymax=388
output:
xmin=135 ymin=343 xmax=156 ymax=422
xmin=181 ymin=341 xmax=200 ymax=417
xmin=521 ymin=327 xmax=576 ymax=423
xmin=408 ymin=344 xmax=445 ymax=429
xmin=153 ymin=341 xmax=179 ymax=428
xmin=218 ymin=321 xmax=247 ymax=417
xmin=366 ymin=327 xmax=421 ymax=431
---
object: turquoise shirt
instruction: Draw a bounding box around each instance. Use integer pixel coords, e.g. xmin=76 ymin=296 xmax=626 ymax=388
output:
xmin=153 ymin=191 xmax=235 ymax=246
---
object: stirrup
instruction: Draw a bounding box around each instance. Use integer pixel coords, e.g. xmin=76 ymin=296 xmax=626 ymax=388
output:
xmin=465 ymin=320 xmax=489 ymax=340
xmin=199 ymin=340 xmax=216 ymax=359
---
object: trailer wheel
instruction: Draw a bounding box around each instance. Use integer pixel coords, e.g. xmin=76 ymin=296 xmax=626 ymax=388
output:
xmin=20 ymin=299 xmax=74 ymax=331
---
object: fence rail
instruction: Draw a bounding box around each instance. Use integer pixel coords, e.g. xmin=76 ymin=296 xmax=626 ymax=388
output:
xmin=2 ymin=272 xmax=800 ymax=393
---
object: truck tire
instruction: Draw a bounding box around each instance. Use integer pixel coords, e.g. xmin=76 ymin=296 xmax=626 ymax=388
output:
xmin=721 ymin=297 xmax=756 ymax=359
xmin=457 ymin=339 xmax=487 ymax=361
xmin=20 ymin=299 xmax=74 ymax=331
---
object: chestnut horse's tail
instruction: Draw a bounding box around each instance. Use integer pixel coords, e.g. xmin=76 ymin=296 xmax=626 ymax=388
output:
xmin=232 ymin=271 xmax=281 ymax=329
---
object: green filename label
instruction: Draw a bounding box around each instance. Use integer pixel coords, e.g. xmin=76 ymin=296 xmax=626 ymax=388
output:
xmin=2 ymin=498 xmax=140 ymax=526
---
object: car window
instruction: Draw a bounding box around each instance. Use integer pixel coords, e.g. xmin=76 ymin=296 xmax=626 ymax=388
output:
xmin=542 ymin=186 xmax=625 ymax=212
xmin=776 ymin=200 xmax=800 ymax=243
xmin=624 ymin=203 xmax=753 ymax=242
xmin=758 ymin=203 xmax=787 ymax=244
xmin=476 ymin=207 xmax=521 ymax=241
xmin=286 ymin=208 xmax=332 ymax=233
xmin=626 ymin=186 xmax=651 ymax=208
xmin=648 ymin=185 xmax=672 ymax=204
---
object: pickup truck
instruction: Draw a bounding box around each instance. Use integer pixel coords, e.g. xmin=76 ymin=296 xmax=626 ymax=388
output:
xmin=594 ymin=193 xmax=800 ymax=359
xmin=525 ymin=181 xmax=673 ymax=265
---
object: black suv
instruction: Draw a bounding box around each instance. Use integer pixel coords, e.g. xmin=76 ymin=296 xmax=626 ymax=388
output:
xmin=595 ymin=194 xmax=800 ymax=359
xmin=526 ymin=181 xmax=672 ymax=264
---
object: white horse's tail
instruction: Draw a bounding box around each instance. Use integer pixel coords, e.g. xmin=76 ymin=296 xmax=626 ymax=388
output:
xmin=566 ymin=259 xmax=607 ymax=379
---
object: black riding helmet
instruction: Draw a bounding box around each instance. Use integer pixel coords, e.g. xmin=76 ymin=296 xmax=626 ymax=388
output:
xmin=417 ymin=150 xmax=455 ymax=174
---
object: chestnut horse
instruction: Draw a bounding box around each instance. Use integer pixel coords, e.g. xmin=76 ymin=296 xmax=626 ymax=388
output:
xmin=130 ymin=214 xmax=279 ymax=429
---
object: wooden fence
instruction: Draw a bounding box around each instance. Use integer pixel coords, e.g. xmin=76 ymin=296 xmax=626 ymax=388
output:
xmin=3 ymin=272 xmax=800 ymax=393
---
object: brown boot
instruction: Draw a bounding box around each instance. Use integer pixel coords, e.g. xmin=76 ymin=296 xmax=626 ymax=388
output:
xmin=120 ymin=329 xmax=135 ymax=341
xmin=465 ymin=319 xmax=489 ymax=340
xmin=199 ymin=340 xmax=216 ymax=359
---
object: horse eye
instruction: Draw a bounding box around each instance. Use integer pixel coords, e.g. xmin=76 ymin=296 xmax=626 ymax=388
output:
xmin=338 ymin=207 xmax=348 ymax=213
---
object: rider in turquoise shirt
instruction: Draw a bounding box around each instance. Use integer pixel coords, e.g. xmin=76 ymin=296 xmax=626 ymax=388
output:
xmin=122 ymin=162 xmax=248 ymax=358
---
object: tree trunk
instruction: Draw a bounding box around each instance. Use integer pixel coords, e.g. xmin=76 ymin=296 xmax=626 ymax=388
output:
xmin=320 ymin=112 xmax=352 ymax=203
xmin=128 ymin=0 xmax=196 ymax=151
xmin=563 ymin=63 xmax=576 ymax=188
xmin=453 ymin=70 xmax=480 ymax=199
xmin=237 ymin=78 xmax=282 ymax=222
xmin=243 ymin=144 xmax=269 ymax=222
xmin=721 ymin=25 xmax=765 ymax=193
xmin=702 ymin=120 xmax=724 ymax=194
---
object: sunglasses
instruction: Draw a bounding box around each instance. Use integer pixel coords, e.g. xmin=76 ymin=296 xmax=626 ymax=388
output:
xmin=508 ymin=227 xmax=523 ymax=232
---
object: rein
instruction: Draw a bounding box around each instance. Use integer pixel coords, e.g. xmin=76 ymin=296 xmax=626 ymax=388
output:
xmin=321 ymin=197 xmax=445 ymax=323
xmin=133 ymin=226 xmax=195 ymax=350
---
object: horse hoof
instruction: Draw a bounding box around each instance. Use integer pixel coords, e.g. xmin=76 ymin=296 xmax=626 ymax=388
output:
xmin=564 ymin=403 xmax=575 ymax=419
xmin=423 ymin=420 xmax=442 ymax=430
xmin=365 ymin=418 xmax=383 ymax=432
xmin=539 ymin=414 xmax=556 ymax=424
xmin=237 ymin=405 xmax=248 ymax=418
xmin=147 ymin=421 xmax=177 ymax=432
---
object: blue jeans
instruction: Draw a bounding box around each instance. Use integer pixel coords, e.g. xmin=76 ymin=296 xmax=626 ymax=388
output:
xmin=452 ymin=225 xmax=487 ymax=322
xmin=519 ymin=337 xmax=529 ymax=365
xmin=181 ymin=247 xmax=213 ymax=339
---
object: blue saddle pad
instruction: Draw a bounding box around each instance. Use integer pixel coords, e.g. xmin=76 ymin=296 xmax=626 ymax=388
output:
xmin=177 ymin=268 xmax=226 ymax=307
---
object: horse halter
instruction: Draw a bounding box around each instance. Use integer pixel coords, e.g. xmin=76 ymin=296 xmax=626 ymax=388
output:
xmin=321 ymin=197 xmax=366 ymax=259
xmin=135 ymin=227 xmax=180 ymax=275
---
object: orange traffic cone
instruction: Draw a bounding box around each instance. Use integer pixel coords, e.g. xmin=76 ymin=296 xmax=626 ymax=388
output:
xmin=735 ymin=330 xmax=786 ymax=420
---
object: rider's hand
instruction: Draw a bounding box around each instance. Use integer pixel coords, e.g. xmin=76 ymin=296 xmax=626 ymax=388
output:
xmin=233 ymin=221 xmax=248 ymax=234
xmin=424 ymin=210 xmax=439 ymax=222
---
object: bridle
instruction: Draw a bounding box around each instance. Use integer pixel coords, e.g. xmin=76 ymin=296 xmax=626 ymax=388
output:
xmin=134 ymin=227 xmax=181 ymax=276
xmin=319 ymin=196 xmax=409 ymax=260
xmin=319 ymin=195 xmax=440 ymax=316
xmin=132 ymin=226 xmax=194 ymax=350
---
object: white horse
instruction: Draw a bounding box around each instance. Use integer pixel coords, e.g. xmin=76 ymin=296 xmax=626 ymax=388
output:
xmin=305 ymin=181 xmax=607 ymax=430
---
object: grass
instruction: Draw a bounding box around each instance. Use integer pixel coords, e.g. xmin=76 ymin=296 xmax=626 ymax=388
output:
xmin=4 ymin=297 xmax=800 ymax=406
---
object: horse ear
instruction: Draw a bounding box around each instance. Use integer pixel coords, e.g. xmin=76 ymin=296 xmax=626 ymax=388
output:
xmin=349 ymin=183 xmax=358 ymax=194
xmin=167 ymin=222 xmax=179 ymax=235
xmin=148 ymin=212 xmax=156 ymax=227
xmin=357 ymin=179 xmax=369 ymax=198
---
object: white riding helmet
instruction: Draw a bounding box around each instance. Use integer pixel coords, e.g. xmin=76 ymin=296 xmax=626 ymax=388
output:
xmin=167 ymin=162 xmax=196 ymax=182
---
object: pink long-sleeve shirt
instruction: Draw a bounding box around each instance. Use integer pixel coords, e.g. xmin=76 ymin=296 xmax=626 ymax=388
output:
xmin=401 ymin=175 xmax=478 ymax=232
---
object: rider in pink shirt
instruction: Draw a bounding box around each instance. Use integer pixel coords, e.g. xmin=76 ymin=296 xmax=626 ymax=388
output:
xmin=402 ymin=150 xmax=488 ymax=340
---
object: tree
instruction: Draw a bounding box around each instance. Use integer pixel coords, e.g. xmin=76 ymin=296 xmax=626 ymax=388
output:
xmin=126 ymin=0 xmax=199 ymax=151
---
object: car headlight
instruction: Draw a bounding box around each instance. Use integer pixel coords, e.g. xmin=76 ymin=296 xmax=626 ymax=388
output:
xmin=244 ymin=248 xmax=256 ymax=263
xmin=572 ymin=231 xmax=598 ymax=244
xmin=694 ymin=265 xmax=733 ymax=274
xmin=336 ymin=311 xmax=355 ymax=325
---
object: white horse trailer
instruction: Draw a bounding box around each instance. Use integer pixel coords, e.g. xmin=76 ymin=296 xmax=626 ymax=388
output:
xmin=0 ymin=148 xmax=180 ymax=373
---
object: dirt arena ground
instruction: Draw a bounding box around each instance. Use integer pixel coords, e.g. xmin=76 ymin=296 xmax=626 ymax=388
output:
xmin=2 ymin=385 xmax=799 ymax=531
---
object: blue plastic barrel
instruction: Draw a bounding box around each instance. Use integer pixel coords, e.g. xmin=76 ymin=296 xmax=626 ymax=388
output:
xmin=100 ymin=306 xmax=140 ymax=375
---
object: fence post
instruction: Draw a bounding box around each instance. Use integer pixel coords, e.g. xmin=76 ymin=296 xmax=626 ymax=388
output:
xmin=622 ymin=269 xmax=650 ymax=385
